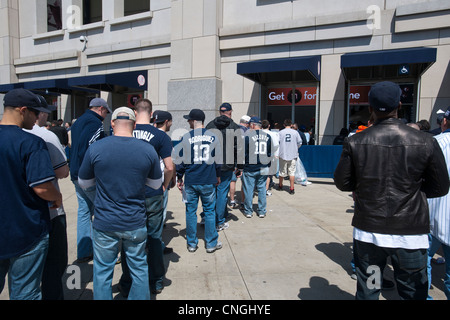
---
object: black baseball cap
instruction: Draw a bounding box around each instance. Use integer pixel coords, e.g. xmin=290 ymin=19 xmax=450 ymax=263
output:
xmin=4 ymin=88 xmax=51 ymax=113
xmin=368 ymin=81 xmax=402 ymax=112
xmin=152 ymin=110 xmax=172 ymax=123
xmin=183 ymin=109 xmax=205 ymax=122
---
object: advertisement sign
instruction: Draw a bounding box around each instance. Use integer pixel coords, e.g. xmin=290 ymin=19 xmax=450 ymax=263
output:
xmin=127 ymin=94 xmax=142 ymax=109
xmin=267 ymin=87 xmax=317 ymax=106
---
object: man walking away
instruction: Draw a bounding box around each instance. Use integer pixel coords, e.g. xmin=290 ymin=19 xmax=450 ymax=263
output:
xmin=78 ymin=107 xmax=162 ymax=300
xmin=334 ymin=81 xmax=449 ymax=300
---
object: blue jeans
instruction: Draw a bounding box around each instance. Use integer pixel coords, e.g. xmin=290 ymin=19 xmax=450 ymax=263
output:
xmin=73 ymin=180 xmax=96 ymax=260
xmin=120 ymin=195 xmax=166 ymax=293
xmin=0 ymin=233 xmax=49 ymax=300
xmin=427 ymin=234 xmax=450 ymax=300
xmin=353 ymin=239 xmax=428 ymax=300
xmin=42 ymin=215 xmax=68 ymax=300
xmin=242 ymin=170 xmax=268 ymax=217
xmin=185 ymin=184 xmax=218 ymax=249
xmin=93 ymin=227 xmax=149 ymax=300
xmin=215 ymin=170 xmax=234 ymax=226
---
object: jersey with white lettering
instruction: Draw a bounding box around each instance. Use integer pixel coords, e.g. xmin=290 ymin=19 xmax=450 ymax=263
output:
xmin=174 ymin=128 xmax=221 ymax=186
xmin=278 ymin=127 xmax=302 ymax=161
xmin=133 ymin=124 xmax=172 ymax=198
xmin=244 ymin=129 xmax=272 ymax=172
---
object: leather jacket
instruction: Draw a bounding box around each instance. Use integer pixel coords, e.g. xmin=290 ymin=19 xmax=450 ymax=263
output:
xmin=334 ymin=118 xmax=449 ymax=235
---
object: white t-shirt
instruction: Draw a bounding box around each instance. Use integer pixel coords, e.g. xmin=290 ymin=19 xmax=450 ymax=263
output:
xmin=353 ymin=228 xmax=429 ymax=249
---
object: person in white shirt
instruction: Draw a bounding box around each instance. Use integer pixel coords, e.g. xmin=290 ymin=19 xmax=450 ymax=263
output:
xmin=277 ymin=119 xmax=302 ymax=194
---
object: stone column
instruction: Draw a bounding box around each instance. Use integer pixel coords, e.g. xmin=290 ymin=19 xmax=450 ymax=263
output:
xmin=168 ymin=0 xmax=223 ymax=133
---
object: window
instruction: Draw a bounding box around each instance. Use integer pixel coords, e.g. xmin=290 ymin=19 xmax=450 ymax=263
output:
xmin=83 ymin=0 xmax=102 ymax=25
xmin=125 ymin=0 xmax=150 ymax=17
xmin=47 ymin=0 xmax=62 ymax=31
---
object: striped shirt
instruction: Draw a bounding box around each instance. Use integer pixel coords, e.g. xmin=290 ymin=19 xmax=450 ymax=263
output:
xmin=428 ymin=130 xmax=450 ymax=246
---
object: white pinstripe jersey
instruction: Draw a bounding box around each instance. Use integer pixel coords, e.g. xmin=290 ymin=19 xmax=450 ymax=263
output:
xmin=428 ymin=130 xmax=450 ymax=246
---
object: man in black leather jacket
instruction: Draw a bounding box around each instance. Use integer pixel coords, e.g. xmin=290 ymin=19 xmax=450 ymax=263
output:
xmin=334 ymin=81 xmax=449 ymax=300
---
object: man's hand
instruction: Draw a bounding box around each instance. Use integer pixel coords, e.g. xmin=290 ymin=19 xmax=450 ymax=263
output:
xmin=177 ymin=178 xmax=184 ymax=191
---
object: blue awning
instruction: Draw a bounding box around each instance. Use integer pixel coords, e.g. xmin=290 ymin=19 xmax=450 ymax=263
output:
xmin=68 ymin=70 xmax=148 ymax=91
xmin=341 ymin=47 xmax=437 ymax=79
xmin=341 ymin=47 xmax=436 ymax=68
xmin=0 ymin=70 xmax=148 ymax=94
xmin=237 ymin=55 xmax=321 ymax=83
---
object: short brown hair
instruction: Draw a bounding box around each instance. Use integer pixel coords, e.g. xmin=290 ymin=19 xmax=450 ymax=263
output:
xmin=134 ymin=98 xmax=152 ymax=114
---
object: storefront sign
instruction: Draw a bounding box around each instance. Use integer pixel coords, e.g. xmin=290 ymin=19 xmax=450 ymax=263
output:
xmin=349 ymin=86 xmax=370 ymax=105
xmin=267 ymin=87 xmax=317 ymax=106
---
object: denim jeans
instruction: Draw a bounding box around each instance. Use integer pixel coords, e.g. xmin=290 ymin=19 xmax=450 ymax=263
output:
xmin=242 ymin=170 xmax=268 ymax=217
xmin=93 ymin=227 xmax=149 ymax=300
xmin=185 ymin=184 xmax=218 ymax=249
xmin=353 ymin=239 xmax=428 ymax=300
xmin=120 ymin=195 xmax=165 ymax=293
xmin=215 ymin=170 xmax=234 ymax=226
xmin=0 ymin=233 xmax=49 ymax=300
xmin=72 ymin=180 xmax=96 ymax=260
xmin=42 ymin=215 xmax=68 ymax=300
xmin=427 ymin=234 xmax=450 ymax=300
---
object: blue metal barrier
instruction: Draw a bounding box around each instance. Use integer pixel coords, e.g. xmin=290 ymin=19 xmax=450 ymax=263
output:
xmin=172 ymin=141 xmax=343 ymax=179
xmin=299 ymin=145 xmax=343 ymax=178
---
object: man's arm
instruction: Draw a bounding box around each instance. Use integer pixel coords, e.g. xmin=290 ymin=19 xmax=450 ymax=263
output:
xmin=422 ymin=139 xmax=450 ymax=198
xmin=162 ymin=156 xmax=174 ymax=190
xmin=33 ymin=181 xmax=62 ymax=209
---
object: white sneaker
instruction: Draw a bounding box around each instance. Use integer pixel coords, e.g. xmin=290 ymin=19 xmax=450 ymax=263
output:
xmin=301 ymin=181 xmax=312 ymax=186
xmin=266 ymin=190 xmax=272 ymax=196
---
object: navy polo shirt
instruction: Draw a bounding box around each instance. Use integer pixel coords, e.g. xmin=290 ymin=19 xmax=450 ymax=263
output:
xmin=133 ymin=124 xmax=173 ymax=198
xmin=0 ymin=125 xmax=55 ymax=259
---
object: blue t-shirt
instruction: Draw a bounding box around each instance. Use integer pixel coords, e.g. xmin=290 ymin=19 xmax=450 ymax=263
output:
xmin=78 ymin=136 xmax=162 ymax=232
xmin=174 ymin=128 xmax=221 ymax=186
xmin=244 ymin=129 xmax=272 ymax=172
xmin=133 ymin=124 xmax=172 ymax=198
xmin=0 ymin=125 xmax=55 ymax=259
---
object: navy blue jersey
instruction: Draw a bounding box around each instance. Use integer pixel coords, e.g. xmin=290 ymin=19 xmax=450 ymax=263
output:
xmin=244 ymin=129 xmax=272 ymax=172
xmin=78 ymin=136 xmax=162 ymax=232
xmin=133 ymin=124 xmax=172 ymax=198
xmin=0 ymin=125 xmax=55 ymax=259
xmin=69 ymin=109 xmax=106 ymax=181
xmin=174 ymin=128 xmax=221 ymax=185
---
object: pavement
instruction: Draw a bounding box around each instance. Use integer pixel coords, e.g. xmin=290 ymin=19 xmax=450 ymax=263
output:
xmin=1 ymin=177 xmax=447 ymax=301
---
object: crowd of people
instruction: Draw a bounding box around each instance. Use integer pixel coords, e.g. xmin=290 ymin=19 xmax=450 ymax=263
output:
xmin=1 ymin=81 xmax=449 ymax=301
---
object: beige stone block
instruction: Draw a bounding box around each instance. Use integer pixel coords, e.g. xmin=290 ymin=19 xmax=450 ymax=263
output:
xmin=192 ymin=36 xmax=219 ymax=78
xmin=382 ymin=30 xmax=439 ymax=50
xmin=170 ymin=38 xmax=193 ymax=80
xmin=182 ymin=0 xmax=203 ymax=39
xmin=316 ymin=21 xmax=372 ymax=41
xmin=395 ymin=10 xmax=450 ymax=33
xmin=219 ymin=33 xmax=265 ymax=50
xmin=319 ymin=54 xmax=345 ymax=101
xmin=221 ymin=61 xmax=243 ymax=103
xmin=265 ymin=27 xmax=315 ymax=46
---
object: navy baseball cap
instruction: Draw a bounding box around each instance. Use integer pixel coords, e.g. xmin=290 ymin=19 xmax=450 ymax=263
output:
xmin=183 ymin=109 xmax=205 ymax=121
xmin=89 ymin=98 xmax=112 ymax=113
xmin=219 ymin=103 xmax=232 ymax=112
xmin=3 ymin=88 xmax=51 ymax=113
xmin=250 ymin=116 xmax=262 ymax=125
xmin=152 ymin=110 xmax=172 ymax=123
xmin=368 ymin=81 xmax=402 ymax=112
xmin=37 ymin=95 xmax=56 ymax=113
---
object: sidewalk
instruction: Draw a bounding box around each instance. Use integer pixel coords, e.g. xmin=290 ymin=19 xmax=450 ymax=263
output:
xmin=1 ymin=177 xmax=447 ymax=300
